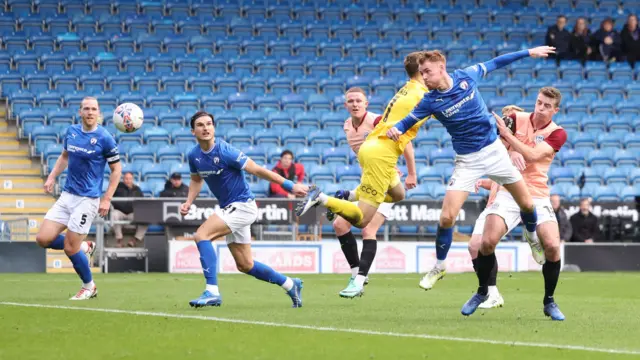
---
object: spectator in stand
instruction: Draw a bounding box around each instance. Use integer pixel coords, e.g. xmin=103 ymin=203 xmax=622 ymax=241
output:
xmin=160 ymin=172 xmax=189 ymax=197
xmin=111 ymin=172 xmax=148 ymax=247
xmin=570 ymin=198 xmax=599 ymax=243
xmin=621 ymin=14 xmax=640 ymax=68
xmin=551 ymin=194 xmax=572 ymax=242
xmin=269 ymin=150 xmax=305 ymax=199
xmin=546 ymin=15 xmax=572 ymax=62
xmin=591 ymin=18 xmax=622 ymax=62
xmin=569 ymin=17 xmax=592 ymax=63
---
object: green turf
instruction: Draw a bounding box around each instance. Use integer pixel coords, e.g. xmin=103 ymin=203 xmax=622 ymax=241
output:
xmin=1 ymin=272 xmax=639 ymax=360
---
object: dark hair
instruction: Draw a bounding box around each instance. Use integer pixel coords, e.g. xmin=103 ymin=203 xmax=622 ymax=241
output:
xmin=281 ymin=150 xmax=294 ymax=159
xmin=190 ymin=111 xmax=215 ymax=129
xmin=557 ymin=15 xmax=567 ymax=20
xmin=404 ymin=51 xmax=424 ymax=78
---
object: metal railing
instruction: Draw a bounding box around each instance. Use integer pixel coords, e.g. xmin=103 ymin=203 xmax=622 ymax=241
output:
xmin=0 ymin=218 xmax=30 ymax=242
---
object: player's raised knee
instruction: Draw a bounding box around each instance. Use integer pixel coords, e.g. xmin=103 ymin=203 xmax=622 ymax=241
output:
xmin=35 ymin=233 xmax=53 ymax=248
xmin=439 ymin=212 xmax=456 ymax=228
xmin=544 ymin=245 xmax=561 ymax=262
xmin=332 ymin=217 xmax=351 ymax=235
xmin=236 ymin=259 xmax=254 ymax=273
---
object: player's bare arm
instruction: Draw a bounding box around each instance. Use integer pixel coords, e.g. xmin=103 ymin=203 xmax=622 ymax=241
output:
xmin=43 ymin=150 xmax=69 ymax=194
xmin=180 ymin=174 xmax=204 ymax=215
xmin=403 ymin=141 xmax=417 ymax=189
xmin=99 ymin=161 xmax=122 ymax=217
xmin=493 ymin=112 xmax=556 ymax=162
xmin=244 ymin=159 xmax=309 ymax=197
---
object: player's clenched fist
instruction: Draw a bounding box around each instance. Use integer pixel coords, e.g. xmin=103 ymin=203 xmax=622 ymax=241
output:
xmin=180 ymin=202 xmax=191 ymax=216
xmin=43 ymin=177 xmax=55 ymax=194
xmin=386 ymin=127 xmax=402 ymax=141
xmin=291 ymin=183 xmax=308 ymax=197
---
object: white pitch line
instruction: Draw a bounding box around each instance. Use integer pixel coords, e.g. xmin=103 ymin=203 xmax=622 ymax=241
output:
xmin=1 ymin=302 xmax=638 ymax=356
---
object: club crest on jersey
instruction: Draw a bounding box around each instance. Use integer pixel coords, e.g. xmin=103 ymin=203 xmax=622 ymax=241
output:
xmin=90 ymin=138 xmax=97 ymax=145
xmin=460 ymin=81 xmax=468 ymax=90
xmin=535 ymin=135 xmax=545 ymax=144
xmin=214 ymin=157 xmax=220 ymax=164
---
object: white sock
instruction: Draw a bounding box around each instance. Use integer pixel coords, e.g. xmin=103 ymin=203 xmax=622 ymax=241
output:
xmin=436 ymin=260 xmax=446 ymax=268
xmin=83 ymin=280 xmax=95 ymax=289
xmin=348 ymin=189 xmax=358 ymax=201
xmin=206 ymin=284 xmax=220 ymax=296
xmin=318 ymin=193 xmax=329 ymax=205
xmin=80 ymin=241 xmax=89 ymax=253
xmin=281 ymin=277 xmax=294 ymax=291
xmin=488 ymin=286 xmax=498 ymax=296
xmin=354 ymin=274 xmax=366 ymax=287
xmin=350 ymin=267 xmax=359 ymax=278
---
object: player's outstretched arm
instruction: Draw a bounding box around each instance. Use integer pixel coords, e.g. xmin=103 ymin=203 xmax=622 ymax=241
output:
xmin=403 ymin=141 xmax=417 ymax=189
xmin=492 ymin=112 xmax=562 ymax=162
xmin=244 ymin=159 xmax=308 ymax=197
xmin=99 ymin=161 xmax=122 ymax=217
xmin=479 ymin=46 xmax=556 ymax=75
xmin=180 ymin=174 xmax=203 ymax=215
xmin=388 ymin=101 xmax=432 ymax=140
xmin=43 ymin=150 xmax=69 ymax=194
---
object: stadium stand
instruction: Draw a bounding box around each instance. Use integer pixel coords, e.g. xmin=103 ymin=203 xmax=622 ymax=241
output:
xmin=0 ymin=0 xmax=639 ymax=239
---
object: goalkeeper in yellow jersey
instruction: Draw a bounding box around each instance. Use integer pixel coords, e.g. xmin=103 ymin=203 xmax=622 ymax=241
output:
xmin=296 ymin=51 xmax=429 ymax=298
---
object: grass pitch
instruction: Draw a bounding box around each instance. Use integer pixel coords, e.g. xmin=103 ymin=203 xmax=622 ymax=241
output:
xmin=1 ymin=272 xmax=639 ymax=359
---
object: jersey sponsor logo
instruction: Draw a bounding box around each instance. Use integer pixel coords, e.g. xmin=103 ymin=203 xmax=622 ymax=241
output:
xmin=198 ymin=169 xmax=224 ymax=176
xmin=460 ymin=80 xmax=468 ymax=90
xmin=90 ymin=138 xmax=97 ymax=145
xmin=359 ymin=184 xmax=378 ymax=196
xmin=441 ymin=91 xmax=475 ymax=118
xmin=67 ymin=144 xmax=96 ymax=154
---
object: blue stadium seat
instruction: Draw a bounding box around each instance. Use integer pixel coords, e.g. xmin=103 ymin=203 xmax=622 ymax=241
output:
xmin=253 ymin=128 xmax=281 ymax=146
xmin=9 ymin=91 xmax=36 ymax=113
xmin=593 ymin=186 xmax=619 ymax=202
xmin=597 ymin=132 xmax=625 ymax=149
xmin=603 ymin=167 xmax=629 ymax=185
xmin=267 ymin=111 xmax=293 ymax=130
xmin=309 ymin=164 xmax=334 ymax=182
xmin=429 ymin=148 xmax=455 ymax=166
xmin=624 ymin=133 xmax=640 ymax=149
xmin=308 ymin=130 xmax=335 ymax=146
xmin=619 ymin=185 xmax=639 ymax=201
xmin=616 ymin=101 xmax=640 ymax=116
xmin=188 ymin=75 xmax=214 ymax=95
xmin=25 ymin=74 xmax=51 ymax=93
xmin=587 ymin=148 xmax=615 ymax=167
xmin=549 ymin=167 xmax=576 ymax=184
xmin=142 ymin=162 xmax=171 ymax=181
xmin=281 ymin=128 xmax=307 ymax=147
xmin=143 ymin=127 xmax=170 ymax=146
xmin=296 ymin=146 xmax=322 ymax=165
xmin=613 ymin=149 xmax=638 ymax=166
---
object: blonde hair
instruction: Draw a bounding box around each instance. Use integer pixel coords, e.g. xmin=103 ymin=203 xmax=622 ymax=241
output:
xmin=419 ymin=50 xmax=447 ymax=64
xmin=501 ymin=105 xmax=524 ymax=116
xmin=539 ymin=87 xmax=562 ymax=107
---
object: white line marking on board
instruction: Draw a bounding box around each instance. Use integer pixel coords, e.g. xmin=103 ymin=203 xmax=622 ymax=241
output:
xmin=0 ymin=302 xmax=638 ymax=356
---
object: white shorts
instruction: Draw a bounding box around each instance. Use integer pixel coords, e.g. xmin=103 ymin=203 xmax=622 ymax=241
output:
xmin=447 ymin=139 xmax=523 ymax=192
xmin=472 ymin=207 xmax=521 ymax=236
xmin=44 ymin=191 xmax=100 ymax=235
xmin=376 ymin=202 xmax=393 ymax=218
xmin=217 ymin=200 xmax=258 ymax=244
xmin=484 ymin=191 xmax=557 ymax=234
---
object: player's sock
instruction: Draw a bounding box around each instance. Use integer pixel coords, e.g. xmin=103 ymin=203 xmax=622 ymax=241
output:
xmin=196 ymin=241 xmax=218 ymax=291
xmin=68 ymin=251 xmax=92 ymax=285
xmin=355 ymin=240 xmax=377 ymax=287
xmin=520 ymin=208 xmax=538 ymax=233
xmin=435 ymin=226 xmax=453 ymax=266
xmin=348 ymin=189 xmax=357 ymax=201
xmin=80 ymin=241 xmax=89 ymax=253
xmin=247 ymin=261 xmax=288 ymax=288
xmin=48 ymin=234 xmax=65 ymax=250
xmin=475 ymin=252 xmax=496 ymax=296
xmin=542 ymin=260 xmax=561 ymax=305
xmin=325 ymin=197 xmax=363 ymax=226
xmin=337 ymin=231 xmax=360 ymax=271
xmin=488 ymin=258 xmax=498 ymax=287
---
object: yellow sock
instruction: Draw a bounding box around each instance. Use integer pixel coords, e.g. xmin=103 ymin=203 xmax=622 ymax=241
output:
xmin=326 ymin=197 xmax=363 ymax=227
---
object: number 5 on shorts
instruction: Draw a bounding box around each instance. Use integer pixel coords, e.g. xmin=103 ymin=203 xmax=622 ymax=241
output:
xmin=80 ymin=214 xmax=87 ymax=225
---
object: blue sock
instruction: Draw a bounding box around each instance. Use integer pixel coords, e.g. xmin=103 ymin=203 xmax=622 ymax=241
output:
xmin=247 ymin=261 xmax=287 ymax=286
xmin=48 ymin=234 xmax=65 ymax=250
xmin=68 ymin=251 xmax=92 ymax=284
xmin=196 ymin=241 xmax=218 ymax=286
xmin=435 ymin=226 xmax=453 ymax=261
xmin=520 ymin=208 xmax=538 ymax=233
